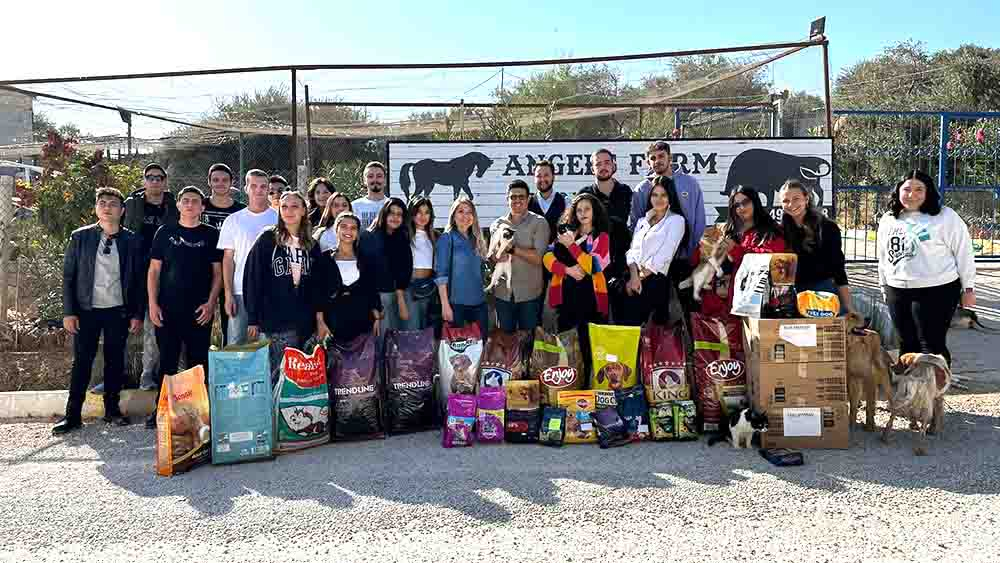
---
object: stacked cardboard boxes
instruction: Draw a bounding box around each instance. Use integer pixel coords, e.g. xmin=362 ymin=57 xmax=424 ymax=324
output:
xmin=743 ymin=317 xmax=849 ymax=449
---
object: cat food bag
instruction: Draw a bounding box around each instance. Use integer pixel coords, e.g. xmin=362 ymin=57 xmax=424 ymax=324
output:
xmin=481 ymin=329 xmax=529 ymax=387
xmin=506 ymin=380 xmax=540 ymax=410
xmin=691 ymin=313 xmax=747 ymax=433
xmin=531 ymin=328 xmax=584 ymax=404
xmin=274 ymin=342 xmax=330 ymax=453
xmin=156 ymin=365 xmax=211 ymax=476
xmin=797 ymin=290 xmax=841 ymax=318
xmin=505 ymin=408 xmax=541 ymax=443
xmin=763 ymin=284 xmax=798 ymax=319
xmin=673 ymin=400 xmax=699 ymax=440
xmin=768 ymin=253 xmax=798 ymax=285
xmin=648 ymin=403 xmax=675 ymax=441
xmin=588 ymin=324 xmax=640 ymax=391
xmin=209 ymin=340 xmax=274 ymax=466
xmin=437 ymin=323 xmax=484 ymax=413
xmin=731 ymin=253 xmax=772 ymax=318
xmin=539 ymin=406 xmax=567 ymax=447
xmin=329 ymin=333 xmax=384 ymax=441
xmin=615 ymin=386 xmax=649 ymax=441
xmin=558 ymin=390 xmax=597 ymax=444
xmin=442 ymin=394 xmax=477 ymax=448
xmin=594 ymin=407 xmax=631 ymax=449
xmin=476 ymin=386 xmax=505 ymax=443
xmin=640 ymin=322 xmax=690 ymax=404
xmin=385 ymin=328 xmax=436 ymax=434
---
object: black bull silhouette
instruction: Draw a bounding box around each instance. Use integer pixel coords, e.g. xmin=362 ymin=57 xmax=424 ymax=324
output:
xmin=720 ymin=149 xmax=832 ymax=209
xmin=398 ymin=151 xmax=494 ymax=200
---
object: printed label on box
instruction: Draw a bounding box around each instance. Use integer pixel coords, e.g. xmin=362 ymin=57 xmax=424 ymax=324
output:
xmin=779 ymin=324 xmax=817 ymax=347
xmin=783 ymin=407 xmax=822 ymax=437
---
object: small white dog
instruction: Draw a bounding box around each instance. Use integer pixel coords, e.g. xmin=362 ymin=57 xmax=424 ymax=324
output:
xmin=485 ymin=226 xmax=516 ymax=292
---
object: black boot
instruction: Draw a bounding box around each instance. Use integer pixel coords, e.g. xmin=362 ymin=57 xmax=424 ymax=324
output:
xmin=52 ymin=417 xmax=83 ymax=435
xmin=103 ymin=413 xmax=130 ymax=426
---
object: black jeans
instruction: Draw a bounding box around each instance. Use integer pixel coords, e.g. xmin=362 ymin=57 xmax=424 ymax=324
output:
xmin=620 ymin=273 xmax=672 ymax=326
xmin=668 ymin=258 xmax=698 ymax=314
xmin=155 ymin=307 xmax=212 ymax=386
xmin=884 ymin=279 xmax=962 ymax=366
xmin=67 ymin=306 xmax=129 ymax=421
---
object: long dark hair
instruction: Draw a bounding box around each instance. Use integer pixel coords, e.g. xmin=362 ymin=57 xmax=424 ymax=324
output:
xmin=369 ymin=197 xmax=409 ymax=239
xmin=333 ymin=212 xmax=362 ymax=255
xmin=407 ymin=196 xmax=437 ymax=243
xmin=780 ymin=179 xmax=824 ymax=253
xmin=890 ymin=170 xmax=942 ymax=218
xmin=724 ymin=185 xmax=782 ymax=245
xmin=560 ymin=192 xmax=610 ymax=236
xmin=306 ymin=177 xmax=334 ymax=210
xmin=647 ymin=175 xmax=690 ymax=252
xmin=317 ymin=192 xmax=352 ymax=229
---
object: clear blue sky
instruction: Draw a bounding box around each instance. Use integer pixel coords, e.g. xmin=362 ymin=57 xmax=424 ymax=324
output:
xmin=6 ymin=0 xmax=999 ymax=138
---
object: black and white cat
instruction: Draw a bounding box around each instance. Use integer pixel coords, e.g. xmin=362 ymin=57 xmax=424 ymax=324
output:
xmin=707 ymin=408 xmax=768 ymax=449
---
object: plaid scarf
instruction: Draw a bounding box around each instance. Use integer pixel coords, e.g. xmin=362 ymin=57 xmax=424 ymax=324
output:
xmin=543 ymin=232 xmax=609 ymax=315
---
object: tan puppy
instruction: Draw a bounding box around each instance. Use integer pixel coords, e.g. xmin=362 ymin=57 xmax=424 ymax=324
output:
xmin=881 ymin=352 xmax=951 ymax=456
xmin=844 ymin=312 xmax=893 ymax=431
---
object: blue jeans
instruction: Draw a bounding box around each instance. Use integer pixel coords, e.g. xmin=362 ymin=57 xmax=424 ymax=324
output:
xmin=260 ymin=328 xmax=307 ymax=385
xmin=227 ymin=294 xmax=249 ymax=346
xmin=401 ymin=284 xmax=432 ymax=331
xmin=379 ymin=292 xmax=404 ymax=333
xmin=495 ymin=296 xmax=542 ymax=334
xmin=451 ymin=303 xmax=489 ymax=341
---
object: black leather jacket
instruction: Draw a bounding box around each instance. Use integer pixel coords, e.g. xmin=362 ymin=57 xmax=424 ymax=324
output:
xmin=62 ymin=224 xmax=145 ymax=320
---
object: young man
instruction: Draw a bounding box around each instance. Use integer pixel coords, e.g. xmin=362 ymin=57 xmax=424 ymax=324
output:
xmin=578 ymin=148 xmax=633 ymax=284
xmin=268 ymin=175 xmax=290 ymax=211
xmin=146 ymin=186 xmax=222 ymax=427
xmin=527 ymin=159 xmax=567 ymax=245
xmin=54 ymin=188 xmax=144 ymax=435
xmin=490 ymin=179 xmax=551 ymax=334
xmin=200 ymin=163 xmax=245 ymax=344
xmin=351 ymin=162 xmax=388 ymax=230
xmin=123 ymin=163 xmax=178 ymax=391
xmin=219 ymin=169 xmax=278 ymax=345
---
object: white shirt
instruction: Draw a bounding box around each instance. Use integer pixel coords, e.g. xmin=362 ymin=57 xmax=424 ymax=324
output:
xmin=92 ymin=233 xmax=124 ymax=308
xmin=317 ymin=227 xmax=339 ymax=253
xmin=351 ymin=197 xmax=385 ymax=231
xmin=877 ymin=206 xmax=976 ymax=290
xmin=217 ymin=207 xmax=278 ymax=295
xmin=536 ymin=191 xmax=556 ymax=215
xmin=337 ymin=259 xmax=360 ymax=286
xmin=626 ymin=211 xmax=685 ymax=276
xmin=412 ymin=230 xmax=434 ymax=269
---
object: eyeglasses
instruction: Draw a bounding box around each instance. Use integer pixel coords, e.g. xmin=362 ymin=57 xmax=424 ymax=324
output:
xmin=102 ymin=235 xmax=116 ymax=255
xmin=509 ymin=194 xmax=528 ymax=201
xmin=145 ymin=175 xmax=165 ymax=182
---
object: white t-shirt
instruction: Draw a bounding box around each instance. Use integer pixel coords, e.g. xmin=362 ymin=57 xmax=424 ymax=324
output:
xmin=337 ymin=259 xmax=360 ymax=285
xmin=352 ymin=196 xmax=385 ymax=231
xmin=412 ymin=230 xmax=433 ymax=269
xmin=218 ymin=206 xmax=278 ymax=295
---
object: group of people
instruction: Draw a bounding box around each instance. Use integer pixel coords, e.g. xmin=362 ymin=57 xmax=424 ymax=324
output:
xmin=53 ymin=140 xmax=978 ymax=437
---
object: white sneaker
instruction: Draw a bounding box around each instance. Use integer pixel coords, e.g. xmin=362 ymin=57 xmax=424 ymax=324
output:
xmin=139 ymin=374 xmax=157 ymax=392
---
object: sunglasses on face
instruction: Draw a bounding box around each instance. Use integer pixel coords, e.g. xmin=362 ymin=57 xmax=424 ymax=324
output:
xmin=145 ymin=175 xmax=165 ymax=182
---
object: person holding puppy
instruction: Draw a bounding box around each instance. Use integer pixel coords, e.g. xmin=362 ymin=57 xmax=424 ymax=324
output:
xmin=878 ymin=170 xmax=976 ymax=366
xmin=489 ymin=179 xmax=550 ymax=333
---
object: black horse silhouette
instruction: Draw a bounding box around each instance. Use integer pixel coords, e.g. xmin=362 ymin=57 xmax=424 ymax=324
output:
xmin=398 ymin=151 xmax=494 ymax=200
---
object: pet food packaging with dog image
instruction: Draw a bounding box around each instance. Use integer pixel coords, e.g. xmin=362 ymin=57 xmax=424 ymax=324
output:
xmin=506 ymin=380 xmax=540 ymax=410
xmin=476 ymin=386 xmax=506 ymax=444
xmin=648 ymin=403 xmax=675 ymax=441
xmin=539 ymin=406 xmax=567 ymax=447
xmin=437 ymin=323 xmax=484 ymax=413
xmin=587 ymin=324 xmax=640 ymax=391
xmin=385 ymin=328 xmax=437 ymax=435
xmin=768 ymin=253 xmax=798 ymax=285
xmin=274 ymin=341 xmax=330 ymax=453
xmin=481 ymin=329 xmax=529 ymax=388
xmin=531 ymin=327 xmax=584 ymax=404
xmin=442 ymin=394 xmax=477 ymax=448
xmin=796 ymin=290 xmax=841 ymax=318
xmin=156 ymin=365 xmax=212 ymax=477
xmin=505 ymin=408 xmax=541 ymax=443
xmin=691 ymin=313 xmax=747 ymax=433
xmin=209 ymin=340 xmax=274 ymax=465
xmin=557 ymin=390 xmax=598 ymax=444
xmin=640 ymin=321 xmax=690 ymax=403
xmin=329 ymin=333 xmax=384 ymax=441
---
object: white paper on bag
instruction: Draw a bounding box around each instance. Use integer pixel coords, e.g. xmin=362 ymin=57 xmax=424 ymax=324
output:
xmin=779 ymin=324 xmax=817 ymax=347
xmin=783 ymin=407 xmax=822 ymax=437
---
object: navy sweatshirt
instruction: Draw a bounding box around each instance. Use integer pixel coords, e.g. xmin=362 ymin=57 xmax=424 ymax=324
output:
xmin=242 ymin=228 xmax=325 ymax=334
xmin=359 ymin=229 xmax=413 ymax=293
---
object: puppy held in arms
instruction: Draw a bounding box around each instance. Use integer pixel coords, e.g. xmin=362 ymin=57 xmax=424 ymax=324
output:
xmin=678 ymin=226 xmax=733 ymax=301
xmin=485 ymin=226 xmax=516 ymax=292
xmin=708 ymin=407 xmax=768 ymax=449
xmin=881 ymin=353 xmax=951 ymax=456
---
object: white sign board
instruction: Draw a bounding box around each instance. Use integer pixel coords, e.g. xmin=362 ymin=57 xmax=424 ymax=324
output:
xmin=387 ymin=139 xmax=833 ymax=228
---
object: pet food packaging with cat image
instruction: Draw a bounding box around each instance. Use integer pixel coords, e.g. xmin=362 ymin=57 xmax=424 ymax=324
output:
xmin=588 ymin=324 xmax=640 ymax=391
xmin=156 ymin=365 xmax=212 ymax=477
xmin=594 ymin=407 xmax=632 ymax=449
xmin=648 ymin=403 xmax=675 ymax=441
xmin=539 ymin=406 xmax=567 ymax=447
xmin=640 ymin=321 xmax=690 ymax=403
xmin=442 ymin=394 xmax=477 ymax=448
xmin=691 ymin=313 xmax=747 ymax=433
xmin=531 ymin=327 xmax=584 ymax=404
xmin=329 ymin=333 xmax=384 ymax=441
xmin=505 ymin=408 xmax=541 ymax=443
xmin=558 ymin=390 xmax=598 ymax=444
xmin=506 ymin=380 xmax=540 ymax=410
xmin=274 ymin=342 xmax=330 ymax=453
xmin=480 ymin=329 xmax=529 ymax=388
xmin=385 ymin=328 xmax=437 ymax=435
xmin=437 ymin=323 xmax=485 ymax=414
xmin=672 ymin=400 xmax=699 ymax=440
xmin=476 ymin=386 xmax=506 ymax=444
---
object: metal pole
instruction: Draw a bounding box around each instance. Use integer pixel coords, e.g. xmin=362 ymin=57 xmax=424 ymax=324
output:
xmin=238 ymin=132 xmax=245 ymax=190
xmin=637 ymin=107 xmax=644 ymax=132
xmin=304 ymin=85 xmax=312 ymax=179
xmin=674 ymin=110 xmax=682 ymax=131
xmin=822 ymin=41 xmax=833 ymax=137
xmin=938 ymin=113 xmax=950 ymax=196
xmin=127 ymin=121 xmax=132 ymax=155
xmin=290 ymin=69 xmax=298 ymax=188
xmin=459 ymin=98 xmax=465 ymax=140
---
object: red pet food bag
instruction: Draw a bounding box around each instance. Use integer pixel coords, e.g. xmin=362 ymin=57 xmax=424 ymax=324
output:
xmin=640 ymin=322 xmax=690 ymax=404
xmin=690 ymin=313 xmax=747 ymax=433
xmin=480 ymin=329 xmax=528 ymax=388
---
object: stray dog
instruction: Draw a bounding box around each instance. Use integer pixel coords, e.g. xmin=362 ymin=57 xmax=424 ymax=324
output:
xmin=844 ymin=312 xmax=893 ymax=431
xmin=678 ymin=226 xmax=733 ymax=301
xmin=881 ymin=353 xmax=951 ymax=456
xmin=485 ymin=226 xmax=516 ymax=292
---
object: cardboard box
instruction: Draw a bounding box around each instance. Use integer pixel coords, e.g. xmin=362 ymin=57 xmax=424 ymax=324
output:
xmin=749 ymin=359 xmax=848 ymax=410
xmin=743 ymin=317 xmax=846 ymax=363
xmin=760 ymin=402 xmax=849 ymax=449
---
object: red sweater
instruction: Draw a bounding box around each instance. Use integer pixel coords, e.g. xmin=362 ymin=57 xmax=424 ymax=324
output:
xmin=697 ymin=229 xmax=786 ymax=319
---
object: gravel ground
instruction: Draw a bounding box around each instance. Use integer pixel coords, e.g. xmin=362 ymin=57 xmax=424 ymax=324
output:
xmin=2 ymin=394 xmax=999 ymax=563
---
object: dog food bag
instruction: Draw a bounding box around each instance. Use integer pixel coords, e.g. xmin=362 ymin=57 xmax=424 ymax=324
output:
xmin=588 ymin=324 xmax=640 ymax=391
xmin=209 ymin=340 xmax=274 ymax=465
xmin=476 ymin=386 xmax=506 ymax=443
xmin=156 ymin=365 xmax=212 ymax=476
xmin=691 ymin=313 xmax=747 ymax=433
xmin=442 ymin=394 xmax=477 ymax=448
xmin=640 ymin=322 xmax=690 ymax=404
xmin=385 ymin=328 xmax=436 ymax=434
xmin=731 ymin=253 xmax=772 ymax=318
xmin=481 ymin=329 xmax=529 ymax=387
xmin=329 ymin=333 xmax=384 ymax=441
xmin=531 ymin=328 xmax=584 ymax=404
xmin=558 ymin=390 xmax=598 ymax=444
xmin=505 ymin=408 xmax=541 ymax=443
xmin=648 ymin=403 xmax=675 ymax=441
xmin=437 ymin=323 xmax=484 ymax=412
xmin=539 ymin=406 xmax=567 ymax=447
xmin=615 ymin=386 xmax=649 ymax=441
xmin=274 ymin=342 xmax=330 ymax=453
xmin=797 ymin=290 xmax=841 ymax=318
xmin=594 ymin=407 xmax=632 ymax=449
xmin=673 ymin=400 xmax=699 ymax=440
xmin=768 ymin=253 xmax=798 ymax=285
xmin=506 ymin=380 xmax=540 ymax=410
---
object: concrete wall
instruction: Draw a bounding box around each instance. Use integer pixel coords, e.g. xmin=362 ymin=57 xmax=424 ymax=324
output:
xmin=0 ymin=91 xmax=33 ymax=145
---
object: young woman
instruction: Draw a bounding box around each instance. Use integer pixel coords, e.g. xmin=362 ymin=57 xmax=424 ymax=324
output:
xmin=243 ymin=191 xmax=324 ymax=381
xmin=878 ymin=170 xmax=976 ymax=366
xmin=402 ymin=196 xmax=437 ymax=331
xmin=780 ymin=179 xmax=853 ymax=312
xmin=543 ymin=192 xmax=610 ymax=378
xmin=621 ymin=176 xmax=688 ymax=326
xmin=316 ymin=213 xmax=382 ymax=344
xmin=313 ymin=191 xmax=353 ymax=252
xmin=359 ymin=197 xmax=412 ymax=333
xmin=434 ymin=196 xmax=488 ymax=340
xmin=306 ymin=177 xmax=335 ymax=226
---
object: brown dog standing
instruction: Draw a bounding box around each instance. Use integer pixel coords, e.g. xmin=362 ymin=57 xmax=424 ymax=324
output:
xmin=844 ymin=312 xmax=893 ymax=431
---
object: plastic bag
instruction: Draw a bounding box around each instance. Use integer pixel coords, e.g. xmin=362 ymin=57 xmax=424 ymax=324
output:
xmin=530 ymin=327 xmax=584 ymax=404
xmin=731 ymin=253 xmax=772 ymax=318
xmin=442 ymin=394 xmax=477 ymax=448
xmin=476 ymin=386 xmax=505 ymax=443
xmin=640 ymin=322 xmax=689 ymax=404
xmin=437 ymin=323 xmax=484 ymax=412
xmin=481 ymin=329 xmax=529 ymax=387
xmin=209 ymin=340 xmax=274 ymax=465
xmin=588 ymin=324 xmax=640 ymax=391
xmin=329 ymin=333 xmax=384 ymax=441
xmin=274 ymin=341 xmax=330 ymax=453
xmin=385 ymin=328 xmax=436 ymax=434
xmin=691 ymin=313 xmax=747 ymax=433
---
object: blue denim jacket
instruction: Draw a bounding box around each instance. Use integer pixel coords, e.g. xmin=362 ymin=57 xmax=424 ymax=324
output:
xmin=434 ymin=230 xmax=485 ymax=307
